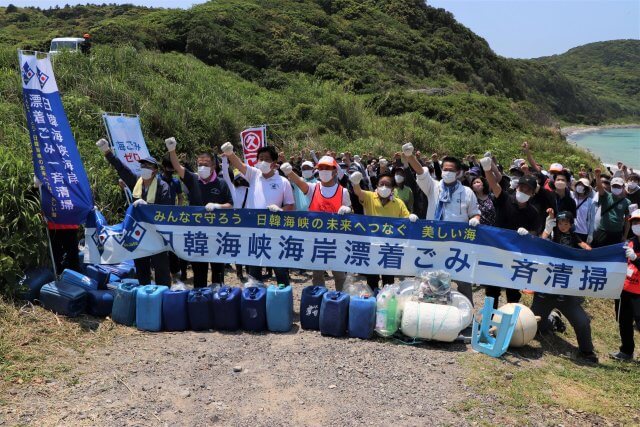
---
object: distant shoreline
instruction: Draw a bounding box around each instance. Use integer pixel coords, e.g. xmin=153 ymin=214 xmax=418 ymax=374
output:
xmin=561 ymin=123 xmax=640 ymax=141
xmin=560 ymin=124 xmax=640 ymax=169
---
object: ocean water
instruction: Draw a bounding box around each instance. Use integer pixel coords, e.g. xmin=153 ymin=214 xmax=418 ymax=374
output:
xmin=568 ymin=127 xmax=640 ymax=169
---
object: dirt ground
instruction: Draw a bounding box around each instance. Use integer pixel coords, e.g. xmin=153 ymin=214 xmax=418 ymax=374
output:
xmin=0 ymin=270 xmax=632 ymax=426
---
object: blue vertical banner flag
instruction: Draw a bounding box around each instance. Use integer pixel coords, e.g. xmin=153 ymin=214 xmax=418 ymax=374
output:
xmin=19 ymin=50 xmax=93 ymax=224
xmin=102 ymin=114 xmax=151 ymax=176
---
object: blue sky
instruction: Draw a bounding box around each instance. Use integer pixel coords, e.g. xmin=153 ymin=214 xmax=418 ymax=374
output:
xmin=6 ymin=0 xmax=640 ymax=58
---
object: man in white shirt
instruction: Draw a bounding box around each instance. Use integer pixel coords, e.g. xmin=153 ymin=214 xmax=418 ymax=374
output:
xmin=404 ymin=143 xmax=480 ymax=313
xmin=221 ymin=142 xmax=295 ymax=285
xmin=281 ymin=155 xmax=352 ymax=290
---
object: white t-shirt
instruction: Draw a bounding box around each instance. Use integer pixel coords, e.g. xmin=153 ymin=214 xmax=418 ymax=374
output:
xmin=244 ymin=166 xmax=295 ymax=209
xmin=304 ymin=182 xmax=351 ymax=207
xmin=415 ymin=167 xmax=480 ymax=222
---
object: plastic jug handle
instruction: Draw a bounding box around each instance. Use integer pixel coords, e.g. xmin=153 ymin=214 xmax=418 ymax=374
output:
xmin=146 ymin=286 xmax=157 ymax=294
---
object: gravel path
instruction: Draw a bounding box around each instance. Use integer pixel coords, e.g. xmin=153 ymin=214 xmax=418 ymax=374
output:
xmin=2 ymin=271 xmax=495 ymax=426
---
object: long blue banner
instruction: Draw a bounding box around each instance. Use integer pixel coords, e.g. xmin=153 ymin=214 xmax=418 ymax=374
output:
xmin=20 ymin=51 xmax=93 ymax=224
xmin=84 ymin=206 xmax=627 ymax=299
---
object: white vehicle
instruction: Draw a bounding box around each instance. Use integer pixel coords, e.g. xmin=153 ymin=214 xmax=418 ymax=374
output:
xmin=49 ymin=37 xmax=85 ymax=55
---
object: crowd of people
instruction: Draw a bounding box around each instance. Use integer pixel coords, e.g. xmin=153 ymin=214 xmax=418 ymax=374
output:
xmin=38 ymin=136 xmax=640 ymax=364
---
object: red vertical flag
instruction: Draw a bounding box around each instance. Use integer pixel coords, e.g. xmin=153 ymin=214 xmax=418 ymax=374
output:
xmin=240 ymin=126 xmax=266 ymax=166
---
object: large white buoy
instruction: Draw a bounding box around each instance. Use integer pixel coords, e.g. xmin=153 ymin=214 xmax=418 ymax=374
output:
xmin=401 ymin=301 xmax=463 ymax=342
xmin=496 ymin=303 xmax=538 ymax=347
xmin=449 ymin=290 xmax=473 ymax=329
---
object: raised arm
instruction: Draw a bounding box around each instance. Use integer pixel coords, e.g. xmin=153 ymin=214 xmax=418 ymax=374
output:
xmin=522 ymin=141 xmax=541 ymax=173
xmin=349 ymin=171 xmax=365 ymax=203
xmin=96 ymin=138 xmax=138 ymax=190
xmin=220 ymin=142 xmax=247 ymax=176
xmin=280 ymin=162 xmax=309 ymax=194
xmin=164 ymin=137 xmax=187 ymax=179
xmin=480 ymin=157 xmax=502 ymax=198
xmin=594 ymin=168 xmax=605 ymax=197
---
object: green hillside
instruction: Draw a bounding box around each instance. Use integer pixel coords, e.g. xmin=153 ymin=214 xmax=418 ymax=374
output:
xmin=2 ymin=1 xmax=636 ymax=123
xmin=0 ymin=1 xmax=634 ymax=290
xmin=536 ymin=39 xmax=640 ymax=120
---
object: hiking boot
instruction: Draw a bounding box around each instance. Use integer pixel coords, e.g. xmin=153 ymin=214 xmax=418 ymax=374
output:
xmin=578 ymin=351 xmax=598 ymax=363
xmin=609 ymin=351 xmax=633 ymax=361
xmin=548 ymin=310 xmax=566 ymax=333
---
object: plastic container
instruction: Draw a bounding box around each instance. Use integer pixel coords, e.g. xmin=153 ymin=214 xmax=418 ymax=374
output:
xmin=162 ymin=289 xmax=190 ymax=332
xmin=39 ymin=281 xmax=87 ymax=317
xmin=375 ymin=291 xmax=400 ymax=337
xmin=60 ymin=268 xmax=98 ymax=291
xmin=241 ymin=287 xmax=267 ymax=332
xmin=319 ymin=291 xmax=350 ymax=337
xmin=16 ymin=267 xmax=55 ymax=302
xmin=111 ymin=282 xmax=139 ymax=326
xmin=136 ymin=285 xmax=168 ymax=332
xmin=187 ymin=288 xmax=214 ymax=331
xmin=300 ymin=285 xmax=328 ymax=330
xmin=212 ymin=286 xmax=241 ymax=331
xmin=87 ymin=289 xmax=115 ymax=317
xmin=266 ymin=284 xmax=293 ymax=332
xmin=348 ymin=295 xmax=377 ymax=339
xmin=85 ymin=265 xmax=110 ymax=290
xmin=401 ymin=301 xmax=463 ymax=342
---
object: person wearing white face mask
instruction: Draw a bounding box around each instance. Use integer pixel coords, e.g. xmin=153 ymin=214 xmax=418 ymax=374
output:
xmin=221 ymin=142 xmax=294 ymax=286
xmin=350 ymin=171 xmax=415 ymax=290
xmin=282 ymin=156 xmax=352 ymax=290
xmin=404 ymin=144 xmax=480 ymax=311
xmin=592 ymin=168 xmax=631 ymax=248
xmin=392 ymin=167 xmax=414 ymax=212
xmin=289 ymin=160 xmax=317 ymax=211
xmin=610 ymin=209 xmax=640 ymax=361
xmin=96 ymin=138 xmax=172 ymax=287
xmin=481 ymin=156 xmax=541 ymax=308
xmin=571 ymin=177 xmax=596 ymax=244
xmin=625 ymin=173 xmax=640 ymax=206
xmin=165 ymin=137 xmax=233 ymax=287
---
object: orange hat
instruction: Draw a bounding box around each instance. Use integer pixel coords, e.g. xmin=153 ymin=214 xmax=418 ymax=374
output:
xmin=317 ymin=155 xmax=338 ymax=169
xmin=83 ymin=33 xmax=91 ymax=38
xmin=549 ymin=163 xmax=564 ymax=173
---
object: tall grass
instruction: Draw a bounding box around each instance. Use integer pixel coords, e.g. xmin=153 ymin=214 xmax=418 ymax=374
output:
xmin=0 ymin=45 xmax=600 ymax=294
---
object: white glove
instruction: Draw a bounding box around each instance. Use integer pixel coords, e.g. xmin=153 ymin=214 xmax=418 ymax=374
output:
xmin=586 ymin=235 xmax=593 ymax=245
xmin=33 ymin=175 xmax=42 ymax=188
xmin=468 ymin=217 xmax=480 ymax=227
xmin=337 ymin=206 xmax=352 ymax=215
xmin=205 ymin=203 xmax=221 ymax=212
xmin=349 ymin=171 xmax=363 ymax=185
xmin=409 ymin=214 xmax=418 ymax=223
xmin=280 ymin=162 xmax=293 ymax=176
xmin=165 ymin=137 xmax=177 ymax=152
xmin=625 ymin=246 xmax=638 ymax=261
xmin=267 ymin=204 xmax=282 ymax=212
xmin=96 ymin=138 xmax=110 ymax=154
xmin=221 ymin=142 xmax=233 ymax=155
xmin=402 ymin=143 xmax=414 ymax=157
xmin=544 ymin=216 xmax=556 ymax=234
xmin=479 ymin=157 xmax=492 ymax=171
xmin=133 ymin=199 xmax=147 ymax=207
xmin=517 ymin=227 xmax=529 ymax=236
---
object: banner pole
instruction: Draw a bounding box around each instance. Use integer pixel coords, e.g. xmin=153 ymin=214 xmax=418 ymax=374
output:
xmin=38 ymin=186 xmax=59 ymax=277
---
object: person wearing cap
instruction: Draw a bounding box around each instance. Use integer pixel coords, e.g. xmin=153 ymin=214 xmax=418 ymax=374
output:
xmin=164 ymin=138 xmax=233 ymax=286
xmin=535 ymin=209 xmax=598 ymax=363
xmin=80 ymin=33 xmax=91 ymax=55
xmin=404 ymin=144 xmax=480 ymax=310
xmin=96 ymin=138 xmax=172 ymax=286
xmin=480 ymin=156 xmax=540 ymax=308
xmin=610 ymin=209 xmax=640 ymax=361
xmin=625 ymin=173 xmax=640 ymax=206
xmin=592 ymin=168 xmax=631 ymax=247
xmin=220 ymin=142 xmax=294 ymax=286
xmin=281 ymin=156 xmax=352 ymax=290
xmin=572 ymin=177 xmax=597 ymax=244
